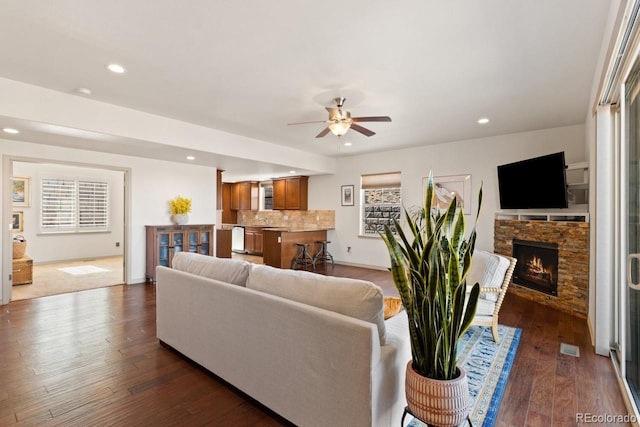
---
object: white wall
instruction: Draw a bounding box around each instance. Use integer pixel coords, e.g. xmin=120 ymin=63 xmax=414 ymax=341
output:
xmin=309 ymin=124 xmax=586 ymax=269
xmin=12 ymin=162 xmax=125 ymax=263
xmin=1 ymin=138 xmax=217 ymax=304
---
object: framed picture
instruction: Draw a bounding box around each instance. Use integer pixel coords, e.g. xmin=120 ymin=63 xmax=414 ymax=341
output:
xmin=341 ymin=185 xmax=355 ymax=206
xmin=12 ymin=176 xmax=31 ymax=207
xmin=423 ymin=174 xmax=472 ymax=215
xmin=12 ymin=211 xmax=23 ymax=233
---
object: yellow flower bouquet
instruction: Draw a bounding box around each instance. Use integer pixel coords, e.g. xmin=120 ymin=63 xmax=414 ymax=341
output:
xmin=169 ymin=196 xmax=192 ymax=215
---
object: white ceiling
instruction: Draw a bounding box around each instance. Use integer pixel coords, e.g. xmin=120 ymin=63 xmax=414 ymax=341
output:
xmin=0 ymin=1 xmax=613 ymax=180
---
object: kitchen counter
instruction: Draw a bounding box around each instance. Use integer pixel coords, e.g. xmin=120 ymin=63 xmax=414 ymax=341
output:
xmin=263 ymin=228 xmax=329 ymax=269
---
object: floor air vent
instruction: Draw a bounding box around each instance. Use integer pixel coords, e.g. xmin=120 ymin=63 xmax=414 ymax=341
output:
xmin=560 ymin=343 xmax=580 ymax=357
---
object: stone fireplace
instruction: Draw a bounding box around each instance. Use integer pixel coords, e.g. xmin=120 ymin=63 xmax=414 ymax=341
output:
xmin=512 ymin=239 xmax=559 ymax=296
xmin=494 ymin=217 xmax=589 ymax=318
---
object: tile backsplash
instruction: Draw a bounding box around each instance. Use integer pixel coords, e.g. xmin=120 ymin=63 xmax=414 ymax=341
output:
xmin=237 ymin=210 xmax=335 ymax=229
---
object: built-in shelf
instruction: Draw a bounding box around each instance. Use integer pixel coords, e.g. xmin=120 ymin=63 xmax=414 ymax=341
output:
xmin=566 ymin=161 xmax=589 ymax=170
xmin=496 ymin=211 xmax=589 ymax=222
xmin=565 ymin=161 xmax=590 ymax=205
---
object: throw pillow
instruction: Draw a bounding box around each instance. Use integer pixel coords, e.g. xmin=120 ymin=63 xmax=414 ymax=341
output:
xmin=172 ymin=252 xmax=250 ymax=286
xmin=467 ymin=250 xmax=511 ymax=302
xmin=246 ymin=264 xmax=387 ymax=344
xmin=384 ymin=296 xmax=403 ymax=320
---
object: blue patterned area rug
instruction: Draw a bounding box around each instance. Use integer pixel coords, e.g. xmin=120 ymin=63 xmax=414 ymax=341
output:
xmin=408 ymin=325 xmax=522 ymax=427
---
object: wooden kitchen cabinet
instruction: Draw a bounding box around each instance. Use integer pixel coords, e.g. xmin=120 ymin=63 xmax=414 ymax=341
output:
xmin=272 ymin=179 xmax=286 ymax=210
xmin=216 ymin=228 xmax=232 ymax=258
xmin=145 ymin=224 xmax=214 ymax=282
xmin=244 ymin=226 xmax=264 ymax=255
xmin=272 ymin=176 xmax=308 ymax=210
xmin=221 ymin=183 xmax=237 ymax=224
xmin=230 ymin=181 xmax=259 ymax=211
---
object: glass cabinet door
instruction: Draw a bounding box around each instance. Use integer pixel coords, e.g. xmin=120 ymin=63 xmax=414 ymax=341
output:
xmin=188 ymin=231 xmax=199 ymax=253
xmin=199 ymin=231 xmax=210 ymax=255
xmin=172 ymin=232 xmax=184 ymax=255
xmin=158 ymin=233 xmax=171 ymax=267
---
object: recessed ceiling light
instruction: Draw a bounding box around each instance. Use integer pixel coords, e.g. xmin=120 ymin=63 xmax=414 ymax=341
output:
xmin=344 ymin=142 xmax=352 ymax=146
xmin=2 ymin=128 xmax=19 ymax=134
xmin=186 ymin=156 xmax=195 ymax=160
xmin=477 ymin=117 xmax=490 ymax=124
xmin=77 ymin=87 xmax=92 ymax=95
xmin=107 ymin=63 xmax=126 ymax=74
xmin=289 ymin=170 xmax=296 ymax=174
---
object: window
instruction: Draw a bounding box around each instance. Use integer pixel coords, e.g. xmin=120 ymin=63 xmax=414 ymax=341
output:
xmin=79 ymin=180 xmax=109 ymax=228
xmin=361 ymin=172 xmax=402 ymax=236
xmin=41 ymin=177 xmax=109 ymax=232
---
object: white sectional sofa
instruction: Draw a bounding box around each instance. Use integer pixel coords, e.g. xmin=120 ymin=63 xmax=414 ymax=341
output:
xmin=156 ymin=252 xmax=411 ymax=427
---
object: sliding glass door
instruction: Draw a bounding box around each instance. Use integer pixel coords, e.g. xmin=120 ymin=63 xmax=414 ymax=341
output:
xmin=623 ymin=57 xmax=640 ymax=411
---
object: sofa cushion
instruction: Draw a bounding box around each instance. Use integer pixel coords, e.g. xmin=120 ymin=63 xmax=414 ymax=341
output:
xmin=467 ymin=250 xmax=510 ymax=302
xmin=246 ymin=264 xmax=387 ymax=343
xmin=172 ymin=252 xmax=250 ymax=286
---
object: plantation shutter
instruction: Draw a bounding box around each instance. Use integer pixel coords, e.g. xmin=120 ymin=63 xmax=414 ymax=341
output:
xmin=41 ymin=178 xmax=76 ymax=229
xmin=78 ymin=180 xmax=108 ymax=229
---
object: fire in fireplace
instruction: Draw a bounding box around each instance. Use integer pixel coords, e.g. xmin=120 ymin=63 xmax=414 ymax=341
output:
xmin=512 ymin=239 xmax=559 ymax=296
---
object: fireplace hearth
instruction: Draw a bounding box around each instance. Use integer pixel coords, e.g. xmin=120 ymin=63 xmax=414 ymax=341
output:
xmin=512 ymin=239 xmax=559 ymax=296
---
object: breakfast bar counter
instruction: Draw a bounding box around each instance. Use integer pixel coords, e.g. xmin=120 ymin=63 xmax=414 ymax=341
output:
xmin=263 ymin=228 xmax=330 ymax=269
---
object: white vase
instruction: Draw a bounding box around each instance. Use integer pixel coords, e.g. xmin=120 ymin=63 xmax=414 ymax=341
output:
xmin=173 ymin=214 xmax=188 ymax=225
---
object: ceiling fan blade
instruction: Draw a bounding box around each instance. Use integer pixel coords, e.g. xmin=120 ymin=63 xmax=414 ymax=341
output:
xmin=316 ymin=127 xmax=331 ymax=138
xmin=288 ymin=120 xmax=329 ymax=125
xmin=350 ymin=123 xmax=376 ymax=137
xmin=352 ymin=116 xmax=392 ymax=123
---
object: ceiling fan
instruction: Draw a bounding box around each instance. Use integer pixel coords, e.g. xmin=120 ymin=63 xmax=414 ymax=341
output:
xmin=288 ymin=97 xmax=391 ymax=138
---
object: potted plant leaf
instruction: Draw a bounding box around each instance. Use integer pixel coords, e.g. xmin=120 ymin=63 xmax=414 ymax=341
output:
xmin=380 ymin=172 xmax=482 ymax=427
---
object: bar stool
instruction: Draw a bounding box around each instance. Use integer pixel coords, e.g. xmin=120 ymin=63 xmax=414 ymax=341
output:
xmin=292 ymin=243 xmax=315 ymax=271
xmin=313 ymin=240 xmax=334 ymax=269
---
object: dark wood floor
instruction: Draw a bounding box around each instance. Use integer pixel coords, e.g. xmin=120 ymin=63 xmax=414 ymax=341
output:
xmin=0 ymin=264 xmax=630 ymax=426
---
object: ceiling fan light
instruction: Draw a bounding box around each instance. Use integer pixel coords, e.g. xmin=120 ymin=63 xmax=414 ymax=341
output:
xmin=329 ymin=122 xmax=350 ymax=136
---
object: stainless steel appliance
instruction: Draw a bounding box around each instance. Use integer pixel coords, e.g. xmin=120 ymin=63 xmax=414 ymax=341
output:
xmin=232 ymin=226 xmax=245 ymax=253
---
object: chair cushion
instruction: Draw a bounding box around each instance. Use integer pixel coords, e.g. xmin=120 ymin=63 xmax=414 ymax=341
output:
xmin=246 ymin=264 xmax=387 ymax=344
xmin=172 ymin=252 xmax=250 ymax=286
xmin=467 ymin=250 xmax=511 ymax=302
xmin=475 ymin=298 xmax=497 ymax=316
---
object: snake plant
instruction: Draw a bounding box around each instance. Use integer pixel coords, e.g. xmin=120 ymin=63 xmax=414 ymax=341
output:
xmin=380 ymin=172 xmax=482 ymax=380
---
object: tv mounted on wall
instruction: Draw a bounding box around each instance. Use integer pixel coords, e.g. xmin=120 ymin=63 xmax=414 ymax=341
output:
xmin=497 ymin=152 xmax=568 ymax=209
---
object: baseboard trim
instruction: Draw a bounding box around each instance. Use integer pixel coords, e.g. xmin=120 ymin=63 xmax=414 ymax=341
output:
xmin=334 ymin=260 xmax=388 ymax=271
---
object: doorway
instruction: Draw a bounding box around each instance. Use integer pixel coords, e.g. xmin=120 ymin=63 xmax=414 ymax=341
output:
xmin=9 ymin=160 xmax=126 ymax=300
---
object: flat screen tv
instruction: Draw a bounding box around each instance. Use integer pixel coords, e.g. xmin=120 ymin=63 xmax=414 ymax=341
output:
xmin=497 ymin=152 xmax=568 ymax=209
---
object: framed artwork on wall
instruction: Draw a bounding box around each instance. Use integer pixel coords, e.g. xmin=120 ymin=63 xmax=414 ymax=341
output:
xmin=423 ymin=174 xmax=472 ymax=215
xmin=12 ymin=211 xmax=23 ymax=232
xmin=341 ymin=185 xmax=355 ymax=206
xmin=12 ymin=176 xmax=31 ymax=207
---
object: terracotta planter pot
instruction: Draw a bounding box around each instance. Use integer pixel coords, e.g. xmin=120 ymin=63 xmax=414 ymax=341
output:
xmin=405 ymin=361 xmax=470 ymax=427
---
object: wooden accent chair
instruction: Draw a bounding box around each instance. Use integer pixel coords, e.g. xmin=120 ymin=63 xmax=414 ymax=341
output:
xmin=467 ymin=251 xmax=517 ymax=343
